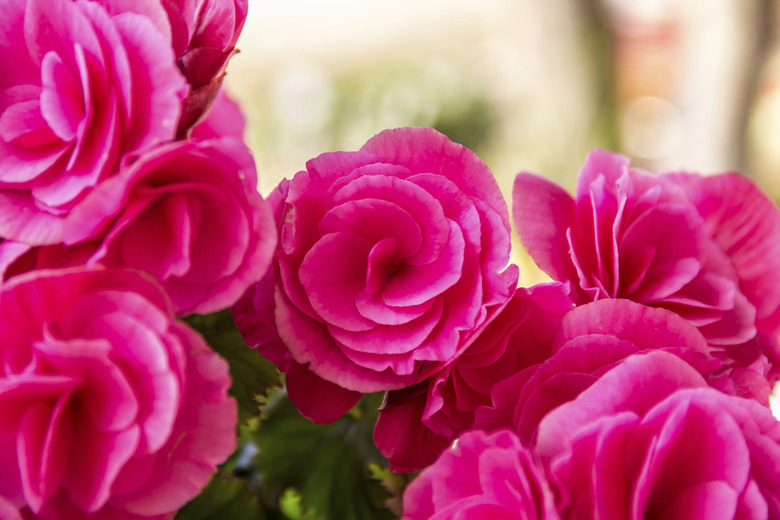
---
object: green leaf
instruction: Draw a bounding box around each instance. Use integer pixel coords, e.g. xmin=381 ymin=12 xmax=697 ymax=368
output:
xmin=184 ymin=310 xmax=282 ymax=426
xmin=255 ymin=392 xmax=395 ymax=520
xmin=174 ymin=475 xmax=263 ymax=520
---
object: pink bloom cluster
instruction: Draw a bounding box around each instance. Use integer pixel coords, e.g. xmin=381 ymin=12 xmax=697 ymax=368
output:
xmin=0 ymin=0 xmax=272 ymax=517
xmin=5 ymin=3 xmax=780 ymax=510
xmin=0 ymin=0 xmax=275 ymax=310
xmin=234 ymin=135 xmax=780 ymax=518
xmin=393 ymin=149 xmax=780 ymax=519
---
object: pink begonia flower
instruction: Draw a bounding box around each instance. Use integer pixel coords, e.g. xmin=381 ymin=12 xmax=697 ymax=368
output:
xmin=51 ymin=137 xmax=276 ymax=316
xmin=0 ymin=267 xmax=236 ymax=518
xmin=0 ymin=0 xmax=186 ymax=246
xmin=402 ymin=429 xmax=560 ymax=520
xmin=535 ymin=351 xmax=780 ymax=519
xmin=374 ymin=282 xmax=573 ymax=472
xmin=234 ymin=127 xmax=518 ymax=421
xmin=513 ymin=149 xmax=780 ymax=396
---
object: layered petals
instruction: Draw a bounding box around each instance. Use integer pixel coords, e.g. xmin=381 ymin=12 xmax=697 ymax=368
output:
xmin=536 ymin=351 xmax=780 ymax=519
xmin=0 ymin=0 xmax=186 ymax=244
xmin=57 ymin=137 xmax=275 ymax=315
xmin=374 ymin=282 xmax=573 ymax=471
xmin=0 ymin=266 xmax=235 ymax=518
xmin=513 ymin=149 xmax=780 ymax=395
xmin=402 ymin=429 xmax=560 ymax=520
xmin=234 ymin=127 xmax=517 ymax=415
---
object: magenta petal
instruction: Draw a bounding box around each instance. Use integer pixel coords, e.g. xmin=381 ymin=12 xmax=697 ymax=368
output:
xmin=299 ymin=232 xmax=375 ymax=332
xmin=619 ymin=204 xmax=703 ymax=301
xmin=365 ymin=237 xmax=399 ymax=296
xmin=17 ymin=401 xmax=68 ymax=512
xmin=109 ymin=325 xmax=236 ymax=516
xmin=286 ymin=360 xmax=362 ymax=424
xmin=34 ymin=334 xmax=139 ymax=432
xmin=513 ymin=172 xmax=578 ymax=286
xmin=374 ymin=392 xmax=452 ymax=473
xmin=355 ymin=290 xmax=435 ymax=326
xmin=39 ymin=51 xmax=83 ymax=142
xmin=630 ymin=396 xmax=749 ymax=518
xmin=360 ymin=127 xmax=509 ymax=232
xmin=330 ymin=174 xmax=450 ymax=267
xmin=0 ymin=191 xmax=65 ymax=244
xmin=575 ymin=148 xmax=631 ymax=200
xmin=408 ymin=172 xmax=482 ymax=252
xmin=555 ymin=299 xmax=710 ymax=356
xmin=65 ymin=424 xmax=140 ymax=513
xmin=656 ymin=482 xmax=738 ymax=520
xmin=535 ymin=351 xmax=707 ymax=459
xmin=0 ymin=497 xmax=21 ymax=520
xmin=190 ymin=88 xmax=246 ymax=140
xmin=276 ymin=288 xmax=420 ymax=391
xmin=0 ymin=99 xmax=59 ymax=149
xmin=677 ymin=172 xmax=780 ymax=334
xmin=729 ymin=366 xmax=772 ymax=404
xmin=110 ymin=11 xmax=183 ymax=150
xmin=232 ymin=270 xmax=292 ymax=371
xmin=382 ymin=221 xmax=465 ymax=306
xmin=736 ymin=480 xmax=769 ymax=519
xmin=402 ymin=429 xmax=558 ymax=519
xmin=331 ymin=298 xmax=443 ymax=358
xmin=320 ymin=198 xmax=423 ymax=259
xmin=590 ymin=413 xmax=639 ymax=520
xmin=302 ymin=150 xmax=379 ymax=191
xmin=115 ymin=194 xmax=193 ymax=280
xmin=0 ymin=240 xmax=31 ymax=279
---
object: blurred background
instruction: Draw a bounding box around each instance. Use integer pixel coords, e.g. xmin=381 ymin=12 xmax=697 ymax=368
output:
xmin=224 ymin=0 xmax=779 ymax=281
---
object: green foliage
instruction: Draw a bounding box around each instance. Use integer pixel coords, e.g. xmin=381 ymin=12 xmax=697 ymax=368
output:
xmin=175 ymin=475 xmax=263 ymax=520
xmin=254 ymin=392 xmax=396 ymax=520
xmin=182 ymin=313 xmax=403 ymax=519
xmin=184 ymin=310 xmax=282 ymax=426
xmin=278 ymin=489 xmax=322 ymax=520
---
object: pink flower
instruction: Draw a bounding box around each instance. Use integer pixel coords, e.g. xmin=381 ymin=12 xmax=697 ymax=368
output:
xmin=374 ymin=282 xmax=573 ymax=472
xmin=0 ymin=267 xmax=236 ymax=518
xmin=57 ymin=137 xmax=276 ymax=315
xmin=513 ymin=149 xmax=780 ymax=386
xmin=235 ymin=127 xmax=518 ymax=419
xmin=0 ymin=0 xmax=186 ymax=245
xmin=536 ymin=351 xmax=780 ymax=519
xmin=402 ymin=429 xmax=560 ymax=520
